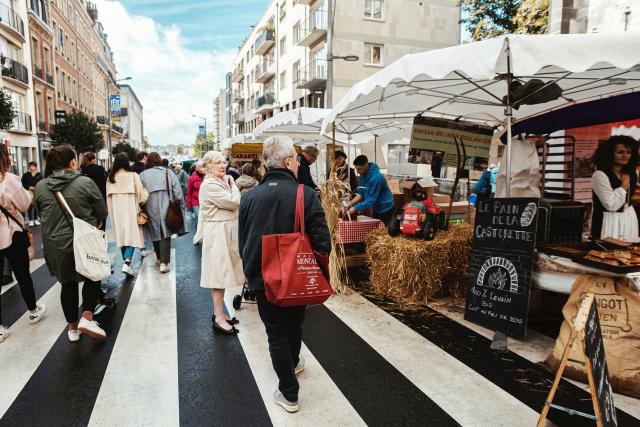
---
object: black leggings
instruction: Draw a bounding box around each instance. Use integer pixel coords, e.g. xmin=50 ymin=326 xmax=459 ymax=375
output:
xmin=153 ymin=237 xmax=171 ymax=264
xmin=0 ymin=231 xmax=37 ymax=325
xmin=60 ymin=279 xmax=103 ymax=324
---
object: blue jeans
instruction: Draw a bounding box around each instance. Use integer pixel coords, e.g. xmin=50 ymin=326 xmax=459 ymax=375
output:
xmin=192 ymin=205 xmax=200 ymax=219
xmin=121 ymin=246 xmax=134 ymax=262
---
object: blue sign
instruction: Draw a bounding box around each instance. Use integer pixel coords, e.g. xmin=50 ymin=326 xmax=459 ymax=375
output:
xmin=110 ymin=95 xmax=121 ymax=116
xmin=198 ymin=125 xmax=206 ymax=137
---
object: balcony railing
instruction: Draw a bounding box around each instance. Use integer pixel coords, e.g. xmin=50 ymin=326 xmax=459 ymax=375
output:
xmin=112 ymin=124 xmax=124 ymax=134
xmin=298 ymin=10 xmax=327 ymax=47
xmin=234 ymin=110 xmax=245 ymax=123
xmin=11 ymin=112 xmax=32 ymax=132
xmin=38 ymin=121 xmax=48 ymax=133
xmin=233 ymin=64 xmax=244 ymax=82
xmin=256 ymin=92 xmax=275 ymax=112
xmin=2 ymin=57 xmax=29 ymax=85
xmin=96 ymin=115 xmax=107 ymax=125
xmin=0 ymin=3 xmax=25 ymax=37
xmin=256 ymin=58 xmax=275 ymax=83
xmin=296 ymin=59 xmax=327 ymax=89
xmin=46 ymin=74 xmax=53 ymax=85
xmin=34 ymin=66 xmax=43 ymax=79
xmin=255 ymin=29 xmax=275 ymax=55
xmin=28 ymin=0 xmax=49 ymax=25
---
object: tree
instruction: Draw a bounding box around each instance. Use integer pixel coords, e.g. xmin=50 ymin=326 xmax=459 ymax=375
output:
xmin=459 ymin=0 xmax=549 ymax=41
xmin=49 ymin=111 xmax=104 ymax=153
xmin=112 ymin=142 xmax=138 ymax=161
xmin=143 ymin=136 xmax=151 ymax=150
xmin=193 ymin=131 xmax=215 ymax=158
xmin=0 ymin=89 xmax=16 ymax=130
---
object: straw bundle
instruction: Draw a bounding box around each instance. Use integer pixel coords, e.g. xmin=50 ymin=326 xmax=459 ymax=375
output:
xmin=365 ymin=224 xmax=473 ymax=304
xmin=320 ymin=177 xmax=351 ymax=293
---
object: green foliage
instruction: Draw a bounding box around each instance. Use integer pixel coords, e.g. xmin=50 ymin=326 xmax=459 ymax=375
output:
xmin=193 ymin=131 xmax=216 ymax=158
xmin=112 ymin=142 xmax=138 ymax=161
xmin=143 ymin=136 xmax=151 ymax=149
xmin=459 ymin=0 xmax=549 ymax=41
xmin=0 ymin=89 xmax=16 ymax=130
xmin=50 ymin=111 xmax=104 ymax=153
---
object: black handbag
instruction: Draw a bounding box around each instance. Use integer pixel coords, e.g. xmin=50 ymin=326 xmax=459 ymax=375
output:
xmin=165 ymin=170 xmax=184 ymax=234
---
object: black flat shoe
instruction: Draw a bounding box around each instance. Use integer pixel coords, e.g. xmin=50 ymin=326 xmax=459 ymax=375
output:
xmin=213 ymin=321 xmax=238 ymax=335
xmin=227 ymin=317 xmax=239 ymax=325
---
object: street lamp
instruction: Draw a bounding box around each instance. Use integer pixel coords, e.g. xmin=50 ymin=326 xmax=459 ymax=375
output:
xmin=325 ymin=1 xmax=358 ymax=108
xmin=108 ymin=76 xmax=133 ymax=167
xmin=192 ymin=114 xmax=208 ymax=152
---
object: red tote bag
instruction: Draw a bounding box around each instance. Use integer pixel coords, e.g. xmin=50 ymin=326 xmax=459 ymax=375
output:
xmin=261 ymin=185 xmax=333 ymax=307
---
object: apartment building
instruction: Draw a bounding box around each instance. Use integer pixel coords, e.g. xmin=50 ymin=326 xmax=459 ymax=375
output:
xmin=117 ymin=84 xmax=144 ymax=151
xmin=0 ymin=0 xmax=39 ymax=175
xmin=549 ymin=0 xmax=640 ymax=34
xmin=228 ymin=0 xmax=460 ymax=136
xmin=27 ymin=0 xmax=55 ymax=166
xmin=213 ymin=88 xmax=227 ymax=149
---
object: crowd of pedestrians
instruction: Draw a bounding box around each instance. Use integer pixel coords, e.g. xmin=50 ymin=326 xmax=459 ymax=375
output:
xmin=0 ymin=136 xmax=351 ymax=414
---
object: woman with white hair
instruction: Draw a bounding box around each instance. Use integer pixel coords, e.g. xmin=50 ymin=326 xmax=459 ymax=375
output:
xmin=199 ymin=151 xmax=245 ymax=334
xmin=297 ymin=145 xmax=319 ymax=190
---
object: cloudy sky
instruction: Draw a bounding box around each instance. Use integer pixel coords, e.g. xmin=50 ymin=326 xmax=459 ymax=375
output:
xmin=93 ymin=0 xmax=267 ymax=147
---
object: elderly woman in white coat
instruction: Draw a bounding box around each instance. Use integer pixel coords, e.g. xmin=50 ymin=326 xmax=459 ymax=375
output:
xmin=106 ymin=153 xmax=148 ymax=276
xmin=200 ymin=151 xmax=245 ymax=334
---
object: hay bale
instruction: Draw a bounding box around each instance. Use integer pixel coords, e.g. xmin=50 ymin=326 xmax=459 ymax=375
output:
xmin=365 ymin=224 xmax=473 ymax=304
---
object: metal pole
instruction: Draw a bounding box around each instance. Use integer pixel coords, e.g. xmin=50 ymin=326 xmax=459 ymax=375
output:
xmin=108 ymin=91 xmax=112 ymax=168
xmin=505 ymin=39 xmax=513 ymax=198
xmin=325 ymin=0 xmax=334 ymax=109
xmin=205 ymin=119 xmax=208 ymax=152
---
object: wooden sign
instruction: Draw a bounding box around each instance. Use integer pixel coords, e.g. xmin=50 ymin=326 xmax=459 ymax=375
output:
xmin=537 ymin=294 xmax=618 ymax=427
xmin=464 ymin=198 xmax=539 ymax=338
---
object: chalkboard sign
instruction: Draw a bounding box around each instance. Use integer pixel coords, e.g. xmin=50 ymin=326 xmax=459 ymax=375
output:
xmin=465 ymin=198 xmax=538 ymax=338
xmin=584 ymin=301 xmax=618 ymax=427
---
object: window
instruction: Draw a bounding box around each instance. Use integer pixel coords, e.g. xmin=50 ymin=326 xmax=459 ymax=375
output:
xmin=279 ymin=2 xmax=286 ymax=21
xmin=364 ymin=0 xmax=384 ymax=20
xmin=293 ymin=22 xmax=300 ymax=44
xmin=364 ymin=43 xmax=383 ymax=65
xmin=279 ymin=36 xmax=286 ymax=57
xmin=292 ymin=60 xmax=300 ymax=85
xmin=387 ymin=144 xmax=417 ymax=176
xmin=279 ymin=70 xmax=287 ymax=90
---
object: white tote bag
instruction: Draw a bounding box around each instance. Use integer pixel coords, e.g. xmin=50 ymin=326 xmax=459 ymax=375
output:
xmin=56 ymin=192 xmax=111 ymax=281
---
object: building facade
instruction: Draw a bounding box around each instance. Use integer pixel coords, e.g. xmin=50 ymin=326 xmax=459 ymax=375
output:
xmin=549 ymin=0 xmax=640 ymax=34
xmin=0 ymin=0 xmax=39 ymax=176
xmin=117 ymin=84 xmax=144 ymax=151
xmin=228 ymin=0 xmax=460 ymax=137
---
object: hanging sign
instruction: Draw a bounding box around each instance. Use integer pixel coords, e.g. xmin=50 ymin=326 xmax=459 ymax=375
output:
xmin=409 ymin=116 xmax=493 ymax=170
xmin=465 ymin=197 xmax=539 ymax=338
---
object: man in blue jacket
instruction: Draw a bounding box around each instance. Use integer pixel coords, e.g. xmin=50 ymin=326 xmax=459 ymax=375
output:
xmin=347 ymin=155 xmax=395 ymax=225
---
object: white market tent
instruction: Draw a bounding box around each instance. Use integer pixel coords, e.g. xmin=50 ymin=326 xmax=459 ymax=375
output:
xmin=321 ymin=32 xmax=640 ymax=194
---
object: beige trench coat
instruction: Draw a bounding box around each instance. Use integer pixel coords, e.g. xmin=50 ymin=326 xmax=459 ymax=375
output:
xmin=107 ymin=170 xmax=149 ymax=248
xmin=199 ymin=176 xmax=245 ymax=289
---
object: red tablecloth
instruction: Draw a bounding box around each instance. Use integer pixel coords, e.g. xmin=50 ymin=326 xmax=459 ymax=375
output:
xmin=337 ymin=216 xmax=385 ymax=244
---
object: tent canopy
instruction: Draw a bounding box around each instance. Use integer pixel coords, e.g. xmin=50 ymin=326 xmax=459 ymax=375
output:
xmin=321 ymin=32 xmax=640 ymax=134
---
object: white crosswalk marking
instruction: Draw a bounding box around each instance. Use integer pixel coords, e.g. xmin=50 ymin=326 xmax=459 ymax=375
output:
xmin=0 ymin=259 xmax=46 ymax=295
xmin=89 ymin=252 xmax=179 ymax=427
xmin=225 ymin=287 xmax=367 ymax=426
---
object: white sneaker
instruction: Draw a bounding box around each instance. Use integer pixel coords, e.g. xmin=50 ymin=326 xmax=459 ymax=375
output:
xmin=295 ymin=355 xmax=305 ymax=375
xmin=34 ymin=219 xmax=41 ymax=225
xmin=159 ymin=263 xmax=170 ymax=273
xmin=68 ymin=329 xmax=81 ymax=342
xmin=0 ymin=325 xmax=10 ymax=343
xmin=78 ymin=317 xmax=106 ymax=340
xmin=28 ymin=220 xmax=35 ymax=227
xmin=141 ymin=249 xmax=150 ymax=257
xmin=28 ymin=304 xmax=47 ymax=324
xmin=274 ymin=390 xmax=299 ymax=413
xmin=121 ymin=263 xmax=134 ymax=277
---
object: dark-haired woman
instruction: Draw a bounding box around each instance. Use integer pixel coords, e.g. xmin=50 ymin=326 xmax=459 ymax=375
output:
xmin=35 ymin=145 xmax=108 ymax=342
xmin=107 ymin=153 xmax=148 ymax=277
xmin=592 ymin=135 xmax=640 ymax=241
xmin=80 ymin=152 xmax=107 ymax=201
xmin=140 ymin=152 xmax=187 ymax=273
xmin=0 ymin=145 xmax=46 ymax=343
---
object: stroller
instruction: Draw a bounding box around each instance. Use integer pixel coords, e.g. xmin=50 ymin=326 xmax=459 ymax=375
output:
xmin=232 ymin=283 xmax=257 ymax=310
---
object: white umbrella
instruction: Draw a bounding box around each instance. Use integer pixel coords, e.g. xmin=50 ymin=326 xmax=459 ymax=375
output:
xmin=321 ymin=32 xmax=640 ymax=196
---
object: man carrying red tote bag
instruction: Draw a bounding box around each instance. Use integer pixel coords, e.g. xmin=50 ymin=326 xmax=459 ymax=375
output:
xmin=239 ymin=137 xmax=331 ymax=413
xmin=262 ymin=184 xmax=333 ymax=307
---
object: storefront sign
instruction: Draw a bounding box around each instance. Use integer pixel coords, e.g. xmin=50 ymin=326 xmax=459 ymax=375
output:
xmin=409 ymin=116 xmax=493 ymax=171
xmin=584 ymin=301 xmax=618 ymax=427
xmin=465 ymin=198 xmax=539 ymax=338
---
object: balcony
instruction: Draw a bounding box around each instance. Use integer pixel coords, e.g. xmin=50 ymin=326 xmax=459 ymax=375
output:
xmin=233 ymin=63 xmax=244 ymax=82
xmin=298 ymin=10 xmax=327 ymax=47
xmin=0 ymin=3 xmax=25 ymax=38
xmin=256 ymin=92 xmax=275 ymax=114
xmin=46 ymin=74 xmax=53 ymax=85
xmin=38 ymin=121 xmax=48 ymax=133
xmin=11 ymin=112 xmax=32 ymax=133
xmin=254 ymin=29 xmax=275 ymax=56
xmin=296 ymin=59 xmax=327 ymax=90
xmin=112 ymin=124 xmax=124 ymax=134
xmin=28 ymin=0 xmax=49 ymax=25
xmin=256 ymin=58 xmax=275 ymax=83
xmin=34 ymin=66 xmax=43 ymax=79
xmin=2 ymin=58 xmax=29 ymax=85
xmin=233 ymin=110 xmax=245 ymax=123
xmin=96 ymin=115 xmax=107 ymax=125
xmin=294 ymin=0 xmax=316 ymax=5
xmin=233 ymin=92 xmax=244 ymax=104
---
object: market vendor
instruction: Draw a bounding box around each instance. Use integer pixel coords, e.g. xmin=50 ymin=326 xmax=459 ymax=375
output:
xmin=346 ymin=155 xmax=395 ymax=225
xmin=591 ymin=135 xmax=640 ymax=241
xmin=334 ymin=150 xmax=357 ymax=192
xmin=297 ymin=145 xmax=319 ymax=190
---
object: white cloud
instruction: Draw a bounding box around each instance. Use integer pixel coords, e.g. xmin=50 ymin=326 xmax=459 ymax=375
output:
xmin=94 ymin=1 xmax=237 ymax=147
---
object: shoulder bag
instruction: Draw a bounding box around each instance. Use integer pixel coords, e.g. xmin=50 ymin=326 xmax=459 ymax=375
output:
xmin=261 ymin=184 xmax=333 ymax=307
xmin=165 ymin=170 xmax=184 ymax=234
xmin=0 ymin=204 xmax=34 ymax=261
xmin=55 ymin=192 xmax=111 ymax=281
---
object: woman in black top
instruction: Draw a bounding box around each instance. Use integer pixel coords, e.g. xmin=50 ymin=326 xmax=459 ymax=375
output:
xmin=80 ymin=152 xmax=107 ymax=200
